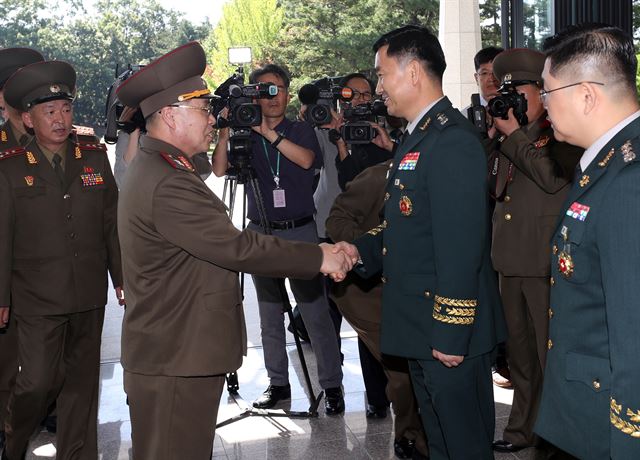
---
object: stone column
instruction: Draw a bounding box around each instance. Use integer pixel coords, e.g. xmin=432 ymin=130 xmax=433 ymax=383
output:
xmin=439 ymin=0 xmax=482 ymax=110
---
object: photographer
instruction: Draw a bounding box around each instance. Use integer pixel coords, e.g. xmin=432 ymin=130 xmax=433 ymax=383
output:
xmin=485 ymin=49 xmax=582 ymax=454
xmin=212 ymin=63 xmax=345 ymax=415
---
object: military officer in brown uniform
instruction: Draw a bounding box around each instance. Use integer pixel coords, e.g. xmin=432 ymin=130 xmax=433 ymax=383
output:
xmin=0 ymin=60 xmax=123 ymax=460
xmin=116 ymin=42 xmax=353 ymax=460
xmin=326 ymin=160 xmax=428 ymax=459
xmin=0 ymin=47 xmax=44 ymax=453
xmin=486 ymin=49 xmax=583 ymax=453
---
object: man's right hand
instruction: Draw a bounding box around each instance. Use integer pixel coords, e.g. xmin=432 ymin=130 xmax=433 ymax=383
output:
xmin=0 ymin=306 xmax=9 ymax=328
xmin=319 ymin=242 xmax=355 ymax=281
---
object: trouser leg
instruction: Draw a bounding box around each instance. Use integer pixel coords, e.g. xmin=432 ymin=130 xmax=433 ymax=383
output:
xmin=358 ymin=338 xmax=388 ymax=407
xmin=0 ymin=316 xmax=19 ymax=434
xmin=125 ymin=371 xmax=225 ymax=460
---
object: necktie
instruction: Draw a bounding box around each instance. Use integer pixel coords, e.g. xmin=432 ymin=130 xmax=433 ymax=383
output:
xmin=52 ymin=153 xmax=65 ymax=187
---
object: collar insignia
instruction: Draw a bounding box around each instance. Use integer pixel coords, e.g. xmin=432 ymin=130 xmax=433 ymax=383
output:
xmin=419 ymin=117 xmax=431 ymax=131
xmin=24 ymin=176 xmax=34 ymax=186
xmin=1 ymin=131 xmax=6 ymax=142
xmin=75 ymin=146 xmax=82 ymax=159
xmin=534 ymin=135 xmax=550 ymax=148
xmin=26 ymin=151 xmax=37 ymax=164
xmin=621 ymin=140 xmax=635 ymax=163
xmin=579 ymin=174 xmax=590 ymax=187
xmin=598 ymin=148 xmax=614 ymax=167
xmin=436 ymin=113 xmax=448 ymax=126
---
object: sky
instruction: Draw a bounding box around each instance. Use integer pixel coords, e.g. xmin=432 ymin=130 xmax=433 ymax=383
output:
xmin=157 ymin=0 xmax=228 ymax=25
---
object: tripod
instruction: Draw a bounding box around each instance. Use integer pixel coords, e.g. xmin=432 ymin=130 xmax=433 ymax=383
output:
xmin=216 ymin=164 xmax=323 ymax=429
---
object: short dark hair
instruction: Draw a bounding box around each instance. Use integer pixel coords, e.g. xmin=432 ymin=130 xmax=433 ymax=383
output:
xmin=249 ymin=63 xmax=291 ymax=89
xmin=474 ymin=46 xmax=503 ymax=71
xmin=340 ymin=72 xmax=374 ymax=92
xmin=373 ymin=25 xmax=446 ymax=82
xmin=543 ymin=23 xmax=637 ymax=95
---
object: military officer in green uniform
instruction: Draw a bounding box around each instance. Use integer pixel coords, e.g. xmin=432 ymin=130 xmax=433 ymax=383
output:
xmin=0 ymin=47 xmax=44 ymax=453
xmin=340 ymin=25 xmax=506 ymax=460
xmin=485 ymin=49 xmax=583 ymax=453
xmin=0 ymin=60 xmax=123 ymax=460
xmin=533 ymin=24 xmax=640 ymax=460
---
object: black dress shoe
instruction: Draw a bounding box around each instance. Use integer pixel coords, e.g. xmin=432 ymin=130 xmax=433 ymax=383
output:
xmin=394 ymin=437 xmax=416 ymax=459
xmin=324 ymin=387 xmax=345 ymax=415
xmin=365 ymin=404 xmax=388 ymax=419
xmin=252 ymin=384 xmax=291 ymax=409
xmin=492 ymin=439 xmax=526 ymax=452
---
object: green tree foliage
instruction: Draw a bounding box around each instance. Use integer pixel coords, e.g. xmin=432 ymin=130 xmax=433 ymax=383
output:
xmin=0 ymin=0 xmax=210 ymax=132
xmin=479 ymin=0 xmax=502 ymax=47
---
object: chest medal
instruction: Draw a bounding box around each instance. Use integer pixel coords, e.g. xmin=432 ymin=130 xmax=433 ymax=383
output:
xmin=399 ymin=196 xmax=413 ymax=216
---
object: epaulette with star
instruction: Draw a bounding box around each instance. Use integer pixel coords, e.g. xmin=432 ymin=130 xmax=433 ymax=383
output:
xmin=72 ymin=125 xmax=100 ymax=144
xmin=0 ymin=146 xmax=26 ymax=161
xmin=160 ymin=152 xmax=195 ymax=172
xmin=71 ymin=141 xmax=107 ymax=160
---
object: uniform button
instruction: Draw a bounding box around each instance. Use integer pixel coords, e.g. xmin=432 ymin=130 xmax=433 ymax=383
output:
xmin=382 ymin=247 xmax=387 ymax=256
xmin=69 ymin=232 xmax=76 ymax=239
xmin=389 ymin=162 xmax=394 ymax=169
xmin=384 ymin=192 xmax=390 ymax=202
xmin=381 ymin=276 xmax=387 ymax=284
xmin=552 ymin=244 xmax=558 ymax=255
xmin=383 ymin=219 xmax=387 ymax=227
xmin=592 ymin=379 xmax=601 ymax=390
xmin=424 ymin=290 xmax=432 ymax=298
xmin=63 ymin=194 xmax=71 ymax=200
xmin=74 ymin=252 xmax=78 ymax=257
xmin=548 ymin=308 xmax=554 ymax=319
xmin=504 ymin=213 xmax=512 ymax=221
xmin=550 ymin=276 xmax=555 ymax=286
xmin=504 ymin=195 xmax=511 ymax=202
xmin=66 ymin=213 xmax=72 ymax=220
xmin=547 ymin=339 xmax=553 ymax=350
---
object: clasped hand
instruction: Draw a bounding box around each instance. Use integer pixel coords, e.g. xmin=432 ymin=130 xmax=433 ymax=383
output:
xmin=319 ymin=242 xmax=361 ymax=282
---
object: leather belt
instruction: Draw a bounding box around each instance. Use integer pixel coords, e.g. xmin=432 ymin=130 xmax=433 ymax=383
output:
xmin=250 ymin=215 xmax=314 ymax=231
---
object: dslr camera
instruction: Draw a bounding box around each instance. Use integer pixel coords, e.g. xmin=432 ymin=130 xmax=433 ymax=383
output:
xmin=340 ymin=100 xmax=388 ymax=144
xmin=213 ymin=67 xmax=278 ymax=171
xmin=104 ymin=64 xmax=146 ymax=144
xmin=487 ymin=82 xmax=529 ymax=126
xmin=298 ymin=77 xmax=353 ymax=126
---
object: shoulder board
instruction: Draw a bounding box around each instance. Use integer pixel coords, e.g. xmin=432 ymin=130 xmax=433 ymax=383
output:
xmin=0 ymin=146 xmax=26 ymax=161
xmin=77 ymin=142 xmax=107 ymax=152
xmin=73 ymin=125 xmax=95 ymax=136
xmin=160 ymin=152 xmax=195 ymax=172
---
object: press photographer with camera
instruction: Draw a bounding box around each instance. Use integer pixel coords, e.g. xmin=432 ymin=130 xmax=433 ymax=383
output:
xmin=485 ymin=49 xmax=583 ymax=454
xmin=212 ymin=63 xmax=346 ymax=415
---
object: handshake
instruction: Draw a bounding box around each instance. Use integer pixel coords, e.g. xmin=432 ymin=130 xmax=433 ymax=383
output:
xmin=319 ymin=242 xmax=360 ymax=282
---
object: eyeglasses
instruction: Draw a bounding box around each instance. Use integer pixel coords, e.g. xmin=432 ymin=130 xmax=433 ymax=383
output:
xmin=350 ymin=90 xmax=373 ymax=101
xmin=168 ymin=104 xmax=214 ymax=115
xmin=476 ymin=70 xmax=496 ymax=80
xmin=539 ymin=81 xmax=605 ymax=104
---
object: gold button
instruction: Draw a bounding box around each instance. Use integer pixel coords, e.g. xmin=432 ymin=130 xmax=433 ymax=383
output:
xmin=592 ymin=379 xmax=601 ymax=390
xmin=504 ymin=195 xmax=511 ymax=202
xmin=424 ymin=290 xmax=432 ymax=298
xmin=381 ymin=276 xmax=387 ymax=284
xmin=553 ymin=244 xmax=558 ymax=255
xmin=389 ymin=162 xmax=394 ymax=169
xmin=504 ymin=213 xmax=512 ymax=221
xmin=382 ymin=247 xmax=387 ymax=256
xmin=550 ymin=276 xmax=555 ymax=286
xmin=384 ymin=192 xmax=390 ymax=202
xmin=399 ymin=183 xmax=405 ymax=190
xmin=547 ymin=339 xmax=553 ymax=350
xmin=383 ymin=219 xmax=387 ymax=227
xmin=548 ymin=308 xmax=554 ymax=319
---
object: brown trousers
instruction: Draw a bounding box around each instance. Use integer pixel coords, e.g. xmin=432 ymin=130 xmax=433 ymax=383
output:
xmin=5 ymin=308 xmax=104 ymax=460
xmin=124 ymin=371 xmax=226 ymax=460
xmin=499 ymin=275 xmax=550 ymax=447
xmin=0 ymin=318 xmax=18 ymax=432
xmin=331 ymin=281 xmax=427 ymax=455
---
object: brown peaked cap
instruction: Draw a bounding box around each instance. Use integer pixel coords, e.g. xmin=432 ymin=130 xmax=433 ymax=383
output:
xmin=116 ymin=41 xmax=209 ymax=118
xmin=492 ymin=48 xmax=545 ymax=85
xmin=4 ymin=60 xmax=76 ymax=111
xmin=0 ymin=47 xmax=44 ymax=89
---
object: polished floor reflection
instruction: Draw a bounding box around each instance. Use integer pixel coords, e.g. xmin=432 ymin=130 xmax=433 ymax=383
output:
xmin=20 ymin=275 xmax=539 ymax=460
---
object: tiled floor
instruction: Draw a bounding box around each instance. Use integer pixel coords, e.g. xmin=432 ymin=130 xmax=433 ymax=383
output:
xmin=18 ymin=171 xmax=548 ymax=459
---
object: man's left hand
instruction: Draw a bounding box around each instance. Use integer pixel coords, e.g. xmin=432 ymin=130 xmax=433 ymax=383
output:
xmin=493 ymin=108 xmax=521 ymax=137
xmin=432 ymin=349 xmax=464 ymax=368
xmin=370 ymin=123 xmax=395 ymax=151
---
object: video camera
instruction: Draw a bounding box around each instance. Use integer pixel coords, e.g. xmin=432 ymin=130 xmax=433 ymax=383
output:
xmin=298 ymin=77 xmax=353 ymax=126
xmin=340 ymin=100 xmax=387 ymax=144
xmin=104 ymin=64 xmax=146 ymax=144
xmin=487 ymin=82 xmax=529 ymax=126
xmin=213 ymin=67 xmax=278 ymax=171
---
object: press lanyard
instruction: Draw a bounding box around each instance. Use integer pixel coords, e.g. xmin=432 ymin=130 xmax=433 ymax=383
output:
xmin=261 ymin=137 xmax=281 ymax=188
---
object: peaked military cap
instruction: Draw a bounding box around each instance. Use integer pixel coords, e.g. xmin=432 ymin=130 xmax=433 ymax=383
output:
xmin=492 ymin=48 xmax=545 ymax=85
xmin=4 ymin=60 xmax=76 ymax=111
xmin=0 ymin=47 xmax=44 ymax=89
xmin=116 ymin=41 xmax=210 ymax=118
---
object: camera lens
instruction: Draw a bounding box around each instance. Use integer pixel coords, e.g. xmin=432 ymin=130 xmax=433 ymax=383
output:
xmin=310 ymin=105 xmax=330 ymax=124
xmin=354 ymin=127 xmax=366 ymax=139
xmin=238 ymin=105 xmax=257 ymax=124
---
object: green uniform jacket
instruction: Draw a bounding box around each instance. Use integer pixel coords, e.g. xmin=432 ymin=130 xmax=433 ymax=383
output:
xmin=488 ymin=117 xmax=582 ymax=276
xmin=354 ymin=97 xmax=506 ymax=359
xmin=118 ymin=135 xmax=323 ymax=377
xmin=0 ymin=135 xmax=122 ymax=315
xmin=534 ymin=115 xmax=640 ymax=459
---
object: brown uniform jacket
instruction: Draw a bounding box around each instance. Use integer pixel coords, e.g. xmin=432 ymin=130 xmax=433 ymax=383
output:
xmin=118 ymin=135 xmax=323 ymax=377
xmin=0 ymin=135 xmax=122 ymax=314
xmin=488 ymin=117 xmax=582 ymax=277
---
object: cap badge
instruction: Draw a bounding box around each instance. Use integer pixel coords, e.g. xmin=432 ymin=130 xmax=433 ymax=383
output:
xmin=24 ymin=176 xmax=34 ymax=186
xmin=503 ymin=73 xmax=512 ymax=83
xmin=50 ymin=84 xmax=60 ymax=93
xmin=26 ymin=151 xmax=37 ymax=164
xmin=399 ymin=196 xmax=413 ymax=216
